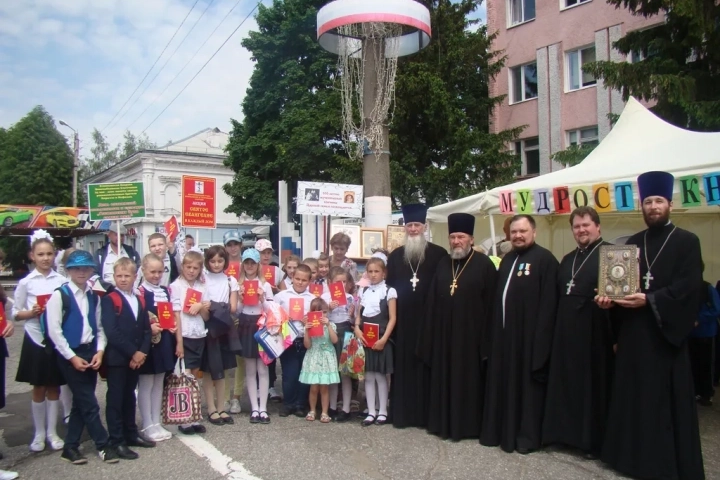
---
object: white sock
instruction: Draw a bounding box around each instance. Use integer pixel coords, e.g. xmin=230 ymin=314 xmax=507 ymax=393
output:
xmin=151 ymin=373 xmax=165 ymax=428
xmin=364 ymin=373 xmax=377 ymax=417
xmin=341 ymin=376 xmax=352 ymax=414
xmin=376 ymin=374 xmax=389 ymax=416
xmin=329 ymin=384 xmax=339 ymax=410
xmin=256 ymin=360 xmax=269 ymax=412
xmin=45 ymin=400 xmax=60 ymax=438
xmin=137 ymin=374 xmax=154 ymax=430
xmin=245 ymin=359 xmax=259 ymax=412
xmin=31 ymin=400 xmax=46 ymax=440
xmin=59 ymin=386 xmax=72 ymax=419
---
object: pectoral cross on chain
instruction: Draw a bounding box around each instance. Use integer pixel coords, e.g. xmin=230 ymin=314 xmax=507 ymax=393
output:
xmin=565 ymin=279 xmax=575 ymax=295
xmin=643 ymin=271 xmax=654 ymax=290
xmin=450 ymin=279 xmax=457 ymax=296
xmin=410 ymin=273 xmax=419 ymax=292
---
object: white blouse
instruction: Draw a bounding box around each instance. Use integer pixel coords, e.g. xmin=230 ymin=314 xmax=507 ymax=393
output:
xmin=13 ymin=269 xmax=67 ymax=346
xmin=359 ymin=281 xmax=397 ymax=318
xmin=204 ymin=271 xmax=239 ymax=304
xmin=169 ymin=277 xmax=209 ymax=339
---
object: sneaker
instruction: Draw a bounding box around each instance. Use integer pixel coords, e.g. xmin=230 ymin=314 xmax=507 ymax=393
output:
xmin=0 ymin=470 xmax=19 ymax=480
xmin=155 ymin=425 xmax=173 ymax=440
xmin=98 ymin=447 xmax=120 ymax=464
xmin=696 ymin=395 xmax=713 ymax=407
xmin=229 ymin=398 xmax=242 ymax=414
xmin=47 ymin=433 xmax=64 ymax=451
xmin=223 ymin=401 xmax=231 ymax=413
xmin=60 ymin=448 xmax=88 ymax=465
xmin=269 ymin=387 xmax=282 ymax=402
xmin=29 ymin=434 xmax=46 ymax=452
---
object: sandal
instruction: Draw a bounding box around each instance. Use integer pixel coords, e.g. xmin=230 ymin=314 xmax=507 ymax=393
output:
xmin=208 ymin=411 xmax=224 ymax=425
xmin=375 ymin=414 xmax=388 ymax=425
xmin=320 ymin=413 xmax=331 ymax=423
xmin=305 ymin=411 xmax=316 ymax=422
xmin=219 ymin=411 xmax=234 ymax=425
xmin=259 ymin=411 xmax=270 ymax=424
xmin=249 ymin=410 xmax=260 ymax=424
xmin=362 ymin=415 xmax=376 ymax=427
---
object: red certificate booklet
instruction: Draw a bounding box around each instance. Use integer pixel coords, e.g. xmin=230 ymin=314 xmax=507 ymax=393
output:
xmin=0 ymin=306 xmax=6 ymax=334
xmin=243 ymin=280 xmax=259 ymax=306
xmin=288 ymin=298 xmax=304 ymax=321
xmin=261 ymin=265 xmax=275 ymax=285
xmin=156 ymin=302 xmax=174 ymax=329
xmin=164 ymin=216 xmax=179 ymax=242
xmin=225 ymin=262 xmax=240 ymax=280
xmin=36 ymin=294 xmax=52 ymax=310
xmin=309 ymin=283 xmax=322 ymax=298
xmin=307 ymin=311 xmax=323 ymax=337
xmin=363 ymin=323 xmax=380 ymax=348
xmin=329 ymin=282 xmax=347 ymax=306
xmin=183 ymin=288 xmax=202 ymax=313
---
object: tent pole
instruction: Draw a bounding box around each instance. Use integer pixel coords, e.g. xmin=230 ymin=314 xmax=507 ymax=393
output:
xmin=489 ymin=214 xmax=497 ymax=256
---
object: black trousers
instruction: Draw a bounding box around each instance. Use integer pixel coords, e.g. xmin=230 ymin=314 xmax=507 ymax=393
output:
xmin=689 ymin=337 xmax=715 ymax=399
xmin=105 ymin=365 xmax=140 ymax=447
xmin=57 ymin=344 xmax=109 ymax=451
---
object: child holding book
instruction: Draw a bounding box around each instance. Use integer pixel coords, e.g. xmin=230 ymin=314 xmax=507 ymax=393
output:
xmin=170 ymin=251 xmax=210 ymax=435
xmin=222 ymin=230 xmax=244 ymax=415
xmin=355 ymin=257 xmax=396 ymax=426
xmin=299 ymin=298 xmax=339 ymax=423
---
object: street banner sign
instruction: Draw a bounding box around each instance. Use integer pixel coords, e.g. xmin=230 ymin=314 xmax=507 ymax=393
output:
xmin=87 ymin=182 xmax=145 ymax=221
xmin=182 ymin=175 xmax=216 ymax=228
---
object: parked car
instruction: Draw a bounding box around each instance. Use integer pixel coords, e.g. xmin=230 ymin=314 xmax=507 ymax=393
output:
xmin=44 ymin=210 xmax=80 ymax=228
xmin=0 ymin=207 xmax=34 ymax=227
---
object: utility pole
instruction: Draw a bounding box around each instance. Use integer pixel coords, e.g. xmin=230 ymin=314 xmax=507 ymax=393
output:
xmin=59 ymin=120 xmax=79 ymax=207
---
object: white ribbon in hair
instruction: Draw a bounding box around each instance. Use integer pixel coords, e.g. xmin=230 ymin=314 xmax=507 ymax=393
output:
xmin=30 ymin=229 xmax=53 ymax=244
xmin=371 ymin=252 xmax=387 ymax=264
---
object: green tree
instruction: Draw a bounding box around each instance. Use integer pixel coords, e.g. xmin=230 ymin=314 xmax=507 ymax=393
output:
xmin=81 ymin=128 xmax=156 ymax=178
xmin=586 ymin=0 xmax=720 ymax=130
xmin=551 ymin=144 xmax=597 ymax=167
xmin=224 ymin=0 xmax=520 ymax=219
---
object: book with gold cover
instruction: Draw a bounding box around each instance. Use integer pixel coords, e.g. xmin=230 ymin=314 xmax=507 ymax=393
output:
xmin=598 ymin=245 xmax=639 ymax=299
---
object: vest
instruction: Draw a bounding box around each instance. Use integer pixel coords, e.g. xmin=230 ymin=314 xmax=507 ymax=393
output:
xmin=63 ymin=290 xmax=98 ymax=348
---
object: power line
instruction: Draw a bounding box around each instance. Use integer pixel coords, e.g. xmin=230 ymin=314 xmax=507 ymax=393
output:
xmin=101 ymin=0 xmax=201 ymax=133
xmin=121 ymin=0 xmax=217 ymax=132
xmin=126 ymin=0 xmax=244 ymax=132
xmin=142 ymin=1 xmax=262 ymax=135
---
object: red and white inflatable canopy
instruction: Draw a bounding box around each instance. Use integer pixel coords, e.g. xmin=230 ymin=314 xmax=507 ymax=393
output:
xmin=317 ymin=0 xmax=432 ymax=58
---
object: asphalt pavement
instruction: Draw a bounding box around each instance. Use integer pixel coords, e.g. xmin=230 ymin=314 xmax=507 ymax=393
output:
xmin=1 ymin=321 xmax=718 ymax=480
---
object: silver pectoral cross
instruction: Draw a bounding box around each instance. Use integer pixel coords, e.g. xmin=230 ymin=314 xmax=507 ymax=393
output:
xmin=566 ymin=279 xmax=575 ymax=295
xmin=410 ymin=273 xmax=419 ymax=291
xmin=643 ymin=271 xmax=654 ymax=290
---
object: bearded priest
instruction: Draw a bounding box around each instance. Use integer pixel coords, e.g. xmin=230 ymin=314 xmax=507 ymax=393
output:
xmin=386 ymin=204 xmax=447 ymax=429
xmin=418 ymin=213 xmax=497 ymax=441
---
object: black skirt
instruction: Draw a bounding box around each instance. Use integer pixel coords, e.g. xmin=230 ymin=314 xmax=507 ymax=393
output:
xmin=237 ymin=313 xmax=261 ymax=359
xmin=15 ymin=334 xmax=66 ymax=386
xmin=201 ymin=335 xmax=237 ymax=380
xmin=139 ymin=331 xmax=176 ymax=375
xmin=181 ymin=337 xmax=206 ymax=370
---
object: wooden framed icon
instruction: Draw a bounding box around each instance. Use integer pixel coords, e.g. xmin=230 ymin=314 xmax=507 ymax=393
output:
xmin=329 ymin=224 xmax=361 ymax=259
xmin=360 ymin=228 xmax=385 ymax=258
xmin=386 ymin=225 xmax=405 ymax=253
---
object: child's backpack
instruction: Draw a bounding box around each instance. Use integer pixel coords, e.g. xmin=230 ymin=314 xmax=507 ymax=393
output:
xmin=106 ymin=290 xmax=146 ymax=316
xmin=39 ymin=284 xmax=73 ymax=354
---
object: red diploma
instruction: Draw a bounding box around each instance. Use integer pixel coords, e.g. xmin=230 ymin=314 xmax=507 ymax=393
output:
xmin=156 ymin=302 xmax=174 ymax=329
xmin=183 ymin=288 xmax=202 ymax=313
xmin=0 ymin=306 xmax=6 ymax=335
xmin=288 ymin=298 xmax=304 ymax=321
xmin=243 ymin=280 xmax=259 ymax=306
xmin=329 ymin=282 xmax=347 ymax=306
xmin=261 ymin=265 xmax=275 ymax=285
xmin=164 ymin=216 xmax=179 ymax=242
xmin=225 ymin=262 xmax=240 ymax=280
xmin=307 ymin=311 xmax=323 ymax=337
xmin=36 ymin=294 xmax=52 ymax=310
xmin=363 ymin=323 xmax=380 ymax=348
xmin=309 ymin=283 xmax=322 ymax=298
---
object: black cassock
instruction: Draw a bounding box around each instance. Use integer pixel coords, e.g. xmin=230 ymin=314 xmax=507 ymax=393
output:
xmin=386 ymin=242 xmax=447 ymax=429
xmin=417 ymin=251 xmax=497 ymax=441
xmin=542 ymin=238 xmax=615 ymax=455
xmin=602 ymin=223 xmax=705 ymax=480
xmin=480 ymin=243 xmax=559 ymax=453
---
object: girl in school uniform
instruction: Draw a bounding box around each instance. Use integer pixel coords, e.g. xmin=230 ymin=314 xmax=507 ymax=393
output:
xmin=136 ymin=254 xmax=179 ymax=442
xmin=202 ymin=246 xmax=239 ymax=426
xmin=355 ymin=256 xmax=397 ymax=427
xmin=299 ymin=298 xmax=339 ymax=423
xmin=170 ymin=251 xmax=210 ymax=435
xmin=0 ymin=248 xmax=18 ymax=480
xmin=236 ymin=248 xmax=274 ymax=423
xmin=13 ymin=230 xmax=67 ymax=452
xmin=279 ymin=255 xmax=301 ymax=291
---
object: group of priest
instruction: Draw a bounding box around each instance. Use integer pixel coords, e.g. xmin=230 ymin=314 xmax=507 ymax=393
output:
xmin=386 ymin=171 xmax=705 ymax=480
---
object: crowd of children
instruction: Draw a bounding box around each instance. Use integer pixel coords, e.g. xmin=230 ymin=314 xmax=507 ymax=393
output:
xmin=0 ymin=229 xmax=396 ymax=471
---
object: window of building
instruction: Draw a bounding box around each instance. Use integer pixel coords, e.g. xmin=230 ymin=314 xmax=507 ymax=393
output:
xmin=515 ymin=138 xmax=540 ymax=175
xmin=563 ymin=0 xmax=590 ymax=8
xmin=510 ymin=63 xmax=538 ymax=103
xmin=508 ymin=0 xmax=535 ymax=26
xmin=566 ymin=46 xmax=597 ymax=91
xmin=568 ymin=126 xmax=599 ymax=147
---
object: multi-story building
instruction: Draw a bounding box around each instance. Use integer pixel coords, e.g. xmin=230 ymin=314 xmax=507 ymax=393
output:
xmin=487 ymin=0 xmax=660 ymax=177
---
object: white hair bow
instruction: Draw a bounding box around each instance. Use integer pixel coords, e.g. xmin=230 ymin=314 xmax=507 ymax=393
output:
xmin=30 ymin=229 xmax=53 ymax=244
xmin=371 ymin=252 xmax=387 ymax=264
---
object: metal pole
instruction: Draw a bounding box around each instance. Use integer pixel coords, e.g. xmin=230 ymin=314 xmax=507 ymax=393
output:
xmin=72 ymin=132 xmax=79 ymax=207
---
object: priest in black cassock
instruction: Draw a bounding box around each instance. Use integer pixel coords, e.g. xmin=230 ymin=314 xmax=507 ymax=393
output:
xmin=595 ymin=171 xmax=705 ymax=480
xmin=418 ymin=213 xmax=497 ymax=441
xmin=386 ymin=204 xmax=447 ymax=429
xmin=480 ymin=214 xmax=559 ymax=454
xmin=542 ymin=206 xmax=615 ymax=458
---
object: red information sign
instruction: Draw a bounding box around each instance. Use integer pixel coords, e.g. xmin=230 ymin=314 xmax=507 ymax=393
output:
xmin=182 ymin=176 xmax=216 ymax=228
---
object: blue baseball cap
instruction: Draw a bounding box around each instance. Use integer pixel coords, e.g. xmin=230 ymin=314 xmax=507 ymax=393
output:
xmin=241 ymin=248 xmax=260 ymax=263
xmin=223 ymin=230 xmax=242 ymax=246
xmin=65 ymin=250 xmax=96 ymax=269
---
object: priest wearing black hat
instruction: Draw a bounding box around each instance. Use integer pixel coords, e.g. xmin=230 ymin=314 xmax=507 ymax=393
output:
xmin=386 ymin=204 xmax=447 ymax=429
xmin=595 ymin=171 xmax=705 ymax=480
xmin=480 ymin=214 xmax=559 ymax=454
xmin=417 ymin=212 xmax=497 ymax=441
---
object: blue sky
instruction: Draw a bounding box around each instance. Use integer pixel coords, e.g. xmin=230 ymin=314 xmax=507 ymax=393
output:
xmin=0 ymin=0 xmax=486 ymax=155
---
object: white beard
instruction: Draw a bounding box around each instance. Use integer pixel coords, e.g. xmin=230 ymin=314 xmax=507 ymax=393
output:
xmin=404 ymin=234 xmax=427 ymax=265
xmin=450 ymin=246 xmax=472 ymax=259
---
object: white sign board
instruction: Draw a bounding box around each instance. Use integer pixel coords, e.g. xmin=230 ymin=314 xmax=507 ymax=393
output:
xmin=296 ymin=181 xmax=363 ymax=218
